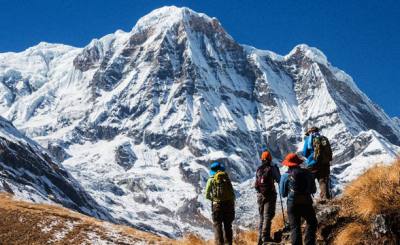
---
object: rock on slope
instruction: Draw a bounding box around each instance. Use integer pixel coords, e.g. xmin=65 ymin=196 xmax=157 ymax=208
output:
xmin=0 ymin=6 xmax=399 ymax=237
xmin=0 ymin=116 xmax=111 ymax=221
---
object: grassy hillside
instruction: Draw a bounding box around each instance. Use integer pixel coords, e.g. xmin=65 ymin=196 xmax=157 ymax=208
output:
xmin=0 ymin=193 xmax=174 ymax=244
xmin=334 ymin=159 xmax=400 ymax=244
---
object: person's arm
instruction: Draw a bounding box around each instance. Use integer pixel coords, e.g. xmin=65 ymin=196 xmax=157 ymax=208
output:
xmin=205 ymin=178 xmax=213 ymax=200
xmin=254 ymin=169 xmax=260 ymax=192
xmin=303 ymin=136 xmax=310 ymax=157
xmin=273 ymin=165 xmax=281 ymax=183
xmin=254 ymin=181 xmax=260 ymax=193
xmin=279 ymin=173 xmax=289 ymax=198
xmin=229 ymin=178 xmax=235 ymax=200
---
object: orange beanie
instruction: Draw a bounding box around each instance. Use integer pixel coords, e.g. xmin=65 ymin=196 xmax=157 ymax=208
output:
xmin=261 ymin=151 xmax=272 ymax=161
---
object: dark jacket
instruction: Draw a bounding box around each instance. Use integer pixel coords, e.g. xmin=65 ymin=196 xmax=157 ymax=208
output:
xmin=254 ymin=162 xmax=281 ymax=194
xmin=279 ymin=167 xmax=316 ymax=203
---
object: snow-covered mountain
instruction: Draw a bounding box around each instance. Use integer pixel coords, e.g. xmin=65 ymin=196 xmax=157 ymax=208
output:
xmin=393 ymin=117 xmax=400 ymax=129
xmin=1 ymin=6 xmax=399 ymax=237
xmin=0 ymin=116 xmax=112 ymax=221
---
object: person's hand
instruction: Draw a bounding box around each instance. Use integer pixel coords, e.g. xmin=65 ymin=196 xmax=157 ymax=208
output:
xmin=296 ymin=151 xmax=304 ymax=157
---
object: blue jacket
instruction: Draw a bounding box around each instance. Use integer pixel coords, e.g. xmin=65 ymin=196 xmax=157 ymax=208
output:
xmin=302 ymin=132 xmax=320 ymax=167
xmin=279 ymin=167 xmax=316 ymax=202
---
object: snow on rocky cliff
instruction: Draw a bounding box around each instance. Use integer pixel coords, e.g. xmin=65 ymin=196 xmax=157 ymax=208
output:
xmin=393 ymin=117 xmax=400 ymax=129
xmin=0 ymin=116 xmax=112 ymax=221
xmin=0 ymin=6 xmax=399 ymax=237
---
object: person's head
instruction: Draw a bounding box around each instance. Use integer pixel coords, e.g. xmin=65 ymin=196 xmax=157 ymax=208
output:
xmin=305 ymin=126 xmax=320 ymax=136
xmin=260 ymin=151 xmax=272 ymax=165
xmin=282 ymin=153 xmax=303 ymax=168
xmin=209 ymin=161 xmax=225 ymax=176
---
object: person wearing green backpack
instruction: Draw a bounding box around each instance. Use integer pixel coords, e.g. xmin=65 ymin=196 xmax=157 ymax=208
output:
xmin=205 ymin=161 xmax=235 ymax=245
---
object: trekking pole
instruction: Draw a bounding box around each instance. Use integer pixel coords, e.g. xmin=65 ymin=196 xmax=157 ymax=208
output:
xmin=278 ymin=191 xmax=287 ymax=227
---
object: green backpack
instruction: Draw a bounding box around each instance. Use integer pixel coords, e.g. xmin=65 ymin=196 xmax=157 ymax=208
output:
xmin=211 ymin=171 xmax=235 ymax=202
xmin=313 ymin=136 xmax=333 ymax=165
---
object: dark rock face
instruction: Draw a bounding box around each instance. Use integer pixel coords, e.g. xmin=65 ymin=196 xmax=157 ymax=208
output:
xmin=176 ymin=198 xmax=212 ymax=228
xmin=144 ymin=130 xmax=188 ymax=150
xmin=115 ymin=142 xmax=137 ymax=171
xmin=47 ymin=142 xmax=71 ymax=162
xmin=371 ymin=214 xmax=400 ymax=241
xmin=0 ymin=70 xmax=35 ymax=105
xmin=73 ymin=43 xmax=102 ymax=72
xmin=283 ymin=201 xmax=400 ymax=244
xmin=180 ymin=162 xmax=208 ymax=192
xmin=0 ymin=136 xmax=111 ymax=220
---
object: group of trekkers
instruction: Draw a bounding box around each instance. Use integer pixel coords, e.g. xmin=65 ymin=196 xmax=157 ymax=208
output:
xmin=205 ymin=127 xmax=333 ymax=245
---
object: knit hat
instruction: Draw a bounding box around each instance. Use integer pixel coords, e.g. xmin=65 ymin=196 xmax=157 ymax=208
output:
xmin=260 ymin=151 xmax=272 ymax=162
xmin=209 ymin=161 xmax=225 ymax=176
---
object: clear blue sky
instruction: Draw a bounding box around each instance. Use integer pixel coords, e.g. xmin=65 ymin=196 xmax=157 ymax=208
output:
xmin=1 ymin=0 xmax=399 ymax=117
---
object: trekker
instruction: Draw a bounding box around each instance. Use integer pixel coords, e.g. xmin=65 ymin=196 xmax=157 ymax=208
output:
xmin=303 ymin=127 xmax=333 ymax=200
xmin=280 ymin=153 xmax=317 ymax=245
xmin=254 ymin=151 xmax=281 ymax=244
xmin=205 ymin=162 xmax=235 ymax=245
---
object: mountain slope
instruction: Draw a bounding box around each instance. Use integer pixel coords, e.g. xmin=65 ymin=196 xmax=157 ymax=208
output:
xmin=0 ymin=193 xmax=176 ymax=244
xmin=0 ymin=116 xmax=111 ymax=221
xmin=0 ymin=6 xmax=399 ymax=237
xmin=393 ymin=117 xmax=400 ymax=129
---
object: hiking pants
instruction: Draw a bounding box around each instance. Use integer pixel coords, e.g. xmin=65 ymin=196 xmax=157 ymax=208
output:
xmin=316 ymin=176 xmax=330 ymax=200
xmin=212 ymin=200 xmax=235 ymax=245
xmin=257 ymin=193 xmax=276 ymax=244
xmin=287 ymin=202 xmax=317 ymax=245
xmin=314 ymin=161 xmax=331 ymax=200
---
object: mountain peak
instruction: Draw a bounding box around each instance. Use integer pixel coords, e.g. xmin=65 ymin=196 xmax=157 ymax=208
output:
xmin=287 ymin=43 xmax=329 ymax=66
xmin=132 ymin=6 xmax=215 ymax=32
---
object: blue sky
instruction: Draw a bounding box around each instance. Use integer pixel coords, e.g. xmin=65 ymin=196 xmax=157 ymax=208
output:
xmin=1 ymin=0 xmax=399 ymax=117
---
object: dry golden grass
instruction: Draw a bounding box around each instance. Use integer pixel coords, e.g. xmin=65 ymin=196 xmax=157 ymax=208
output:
xmin=233 ymin=229 xmax=258 ymax=245
xmin=334 ymin=159 xmax=400 ymax=245
xmin=0 ymin=193 xmax=175 ymax=244
xmin=176 ymin=229 xmax=259 ymax=245
xmin=271 ymin=212 xmax=285 ymax=233
xmin=333 ymin=223 xmax=367 ymax=245
xmin=342 ymin=159 xmax=400 ymax=219
xmin=175 ymin=234 xmax=212 ymax=245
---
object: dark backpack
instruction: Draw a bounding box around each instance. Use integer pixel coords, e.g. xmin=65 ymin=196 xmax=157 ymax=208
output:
xmin=255 ymin=165 xmax=275 ymax=196
xmin=288 ymin=168 xmax=312 ymax=204
xmin=313 ymin=135 xmax=332 ymax=165
xmin=211 ymin=171 xmax=235 ymax=202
